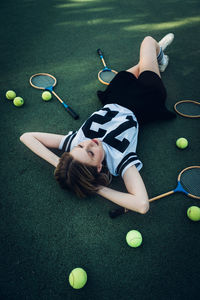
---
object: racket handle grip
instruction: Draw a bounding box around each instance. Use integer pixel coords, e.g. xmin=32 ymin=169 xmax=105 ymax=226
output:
xmin=109 ymin=207 xmax=126 ymax=218
xmin=97 ymin=48 xmax=103 ymax=56
xmin=64 ymin=104 xmax=79 ymax=120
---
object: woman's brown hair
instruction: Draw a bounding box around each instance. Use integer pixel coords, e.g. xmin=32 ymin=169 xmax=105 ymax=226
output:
xmin=54 ymin=152 xmax=111 ymax=198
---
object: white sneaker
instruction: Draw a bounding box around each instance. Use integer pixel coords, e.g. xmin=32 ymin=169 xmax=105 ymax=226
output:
xmin=159 ymin=33 xmax=174 ymax=51
xmin=159 ymin=55 xmax=169 ymax=72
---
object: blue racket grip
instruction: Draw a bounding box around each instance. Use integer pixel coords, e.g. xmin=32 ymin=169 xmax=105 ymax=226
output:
xmin=63 ymin=103 xmax=79 ymax=120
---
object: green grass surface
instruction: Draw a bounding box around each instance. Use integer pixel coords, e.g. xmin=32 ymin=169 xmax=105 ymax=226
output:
xmin=0 ymin=0 xmax=200 ymax=299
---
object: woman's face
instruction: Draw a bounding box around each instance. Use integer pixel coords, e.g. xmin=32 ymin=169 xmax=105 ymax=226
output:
xmin=70 ymin=139 xmax=105 ymax=172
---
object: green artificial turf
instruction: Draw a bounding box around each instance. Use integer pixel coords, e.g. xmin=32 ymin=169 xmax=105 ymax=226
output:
xmin=0 ymin=0 xmax=200 ymax=299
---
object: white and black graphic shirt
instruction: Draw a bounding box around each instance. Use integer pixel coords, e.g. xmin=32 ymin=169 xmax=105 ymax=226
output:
xmin=59 ymin=104 xmax=143 ymax=177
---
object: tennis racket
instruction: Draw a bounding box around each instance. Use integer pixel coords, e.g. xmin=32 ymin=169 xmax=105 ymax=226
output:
xmin=109 ymin=166 xmax=200 ymax=218
xmin=174 ymin=100 xmax=200 ymax=118
xmin=30 ymin=73 xmax=79 ymax=120
xmin=97 ymin=49 xmax=117 ymax=85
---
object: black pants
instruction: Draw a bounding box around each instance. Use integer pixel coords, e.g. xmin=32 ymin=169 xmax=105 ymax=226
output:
xmin=97 ymin=71 xmax=175 ymax=125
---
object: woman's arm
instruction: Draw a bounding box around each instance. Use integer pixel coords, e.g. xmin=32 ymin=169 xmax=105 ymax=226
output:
xmin=97 ymin=165 xmax=149 ymax=214
xmin=20 ymin=132 xmax=65 ymax=167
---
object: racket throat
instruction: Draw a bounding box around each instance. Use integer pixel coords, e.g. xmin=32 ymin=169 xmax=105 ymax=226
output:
xmin=103 ymin=66 xmax=110 ymax=71
xmin=174 ymin=181 xmax=188 ymax=195
xmin=45 ymin=86 xmax=53 ymax=92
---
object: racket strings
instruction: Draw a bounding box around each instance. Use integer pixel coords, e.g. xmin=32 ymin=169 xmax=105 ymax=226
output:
xmin=99 ymin=70 xmax=116 ymax=84
xmin=180 ymin=168 xmax=200 ymax=197
xmin=176 ymin=102 xmax=200 ymax=116
xmin=31 ymin=75 xmax=55 ymax=89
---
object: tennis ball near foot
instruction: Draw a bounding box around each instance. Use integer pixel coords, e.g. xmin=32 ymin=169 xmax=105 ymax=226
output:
xmin=42 ymin=91 xmax=52 ymax=101
xmin=176 ymin=137 xmax=188 ymax=149
xmin=187 ymin=206 xmax=200 ymax=221
xmin=13 ymin=97 xmax=24 ymax=107
xmin=6 ymin=90 xmax=16 ymax=100
xmin=126 ymin=230 xmax=142 ymax=248
xmin=69 ymin=268 xmax=87 ymax=289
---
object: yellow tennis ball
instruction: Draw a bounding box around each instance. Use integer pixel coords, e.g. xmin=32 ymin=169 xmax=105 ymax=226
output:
xmin=42 ymin=91 xmax=52 ymax=101
xmin=126 ymin=230 xmax=142 ymax=248
xmin=176 ymin=137 xmax=188 ymax=149
xmin=13 ymin=97 xmax=24 ymax=107
xmin=6 ymin=90 xmax=16 ymax=100
xmin=187 ymin=206 xmax=200 ymax=221
xmin=69 ymin=268 xmax=87 ymax=289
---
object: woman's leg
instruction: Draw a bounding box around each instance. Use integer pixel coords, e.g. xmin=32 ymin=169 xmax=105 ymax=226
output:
xmin=138 ymin=36 xmax=161 ymax=77
xmin=126 ymin=34 xmax=174 ymax=77
xmin=127 ymin=36 xmax=162 ymax=78
xmin=126 ymin=64 xmax=140 ymax=78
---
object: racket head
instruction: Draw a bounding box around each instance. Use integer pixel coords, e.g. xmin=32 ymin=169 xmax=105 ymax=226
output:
xmin=178 ymin=166 xmax=200 ymax=199
xmin=30 ymin=73 xmax=57 ymax=91
xmin=174 ymin=100 xmax=200 ymax=118
xmin=98 ymin=69 xmax=118 ymax=85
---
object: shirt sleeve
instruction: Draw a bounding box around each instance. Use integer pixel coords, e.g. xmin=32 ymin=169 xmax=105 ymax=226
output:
xmin=115 ymin=152 xmax=143 ymax=178
xmin=121 ymin=160 xmax=143 ymax=178
xmin=58 ymin=131 xmax=77 ymax=152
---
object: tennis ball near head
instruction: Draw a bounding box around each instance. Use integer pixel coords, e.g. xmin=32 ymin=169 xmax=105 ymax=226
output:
xmin=6 ymin=90 xmax=16 ymax=100
xmin=187 ymin=206 xmax=200 ymax=221
xmin=126 ymin=230 xmax=142 ymax=248
xmin=176 ymin=137 xmax=188 ymax=149
xmin=42 ymin=91 xmax=52 ymax=101
xmin=69 ymin=268 xmax=87 ymax=289
xmin=13 ymin=97 xmax=24 ymax=107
